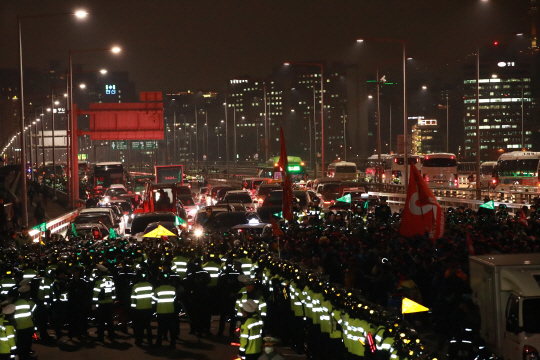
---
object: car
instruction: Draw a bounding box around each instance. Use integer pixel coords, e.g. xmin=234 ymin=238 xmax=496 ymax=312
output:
xmin=209 ymin=186 xmax=237 ymax=204
xmin=230 ymin=223 xmax=272 ymax=236
xmin=79 ymin=208 xmax=118 ymax=227
xmin=104 ymin=187 xmax=128 ymax=200
xmin=241 ymin=178 xmax=268 ymax=196
xmin=107 ymin=198 xmax=133 ymax=215
xmin=66 ymin=223 xmax=110 ymax=239
xmin=127 ymin=211 xmax=177 ymax=241
xmin=315 ymin=182 xmax=342 ymax=208
xmin=177 ymin=185 xmax=192 ymax=196
xmin=72 ymin=213 xmax=115 ymax=229
xmin=197 ymin=187 xmax=210 ymax=205
xmin=178 ymin=195 xmax=198 ymax=223
xmin=215 ymin=187 xmax=237 ymax=204
xmin=255 ymin=184 xmax=282 ymax=206
xmin=199 ymin=211 xmax=261 ymax=233
xmin=218 ymin=190 xmax=257 ymax=211
xmin=109 ymin=184 xmax=128 ymax=193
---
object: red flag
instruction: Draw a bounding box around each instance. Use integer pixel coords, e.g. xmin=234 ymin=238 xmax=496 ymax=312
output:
xmin=466 ymin=232 xmax=475 ymax=255
xmin=271 ymin=216 xmax=284 ymax=236
xmin=519 ymin=209 xmax=529 ymax=228
xmin=279 ymin=127 xmax=294 ymax=221
xmin=399 ymin=163 xmax=445 ymax=241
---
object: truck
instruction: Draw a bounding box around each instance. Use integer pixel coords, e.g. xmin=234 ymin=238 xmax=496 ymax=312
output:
xmin=155 ymin=165 xmax=183 ymax=184
xmin=470 ymin=254 xmax=540 ymax=360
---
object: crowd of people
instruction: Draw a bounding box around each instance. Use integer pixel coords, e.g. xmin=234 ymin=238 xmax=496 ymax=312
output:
xmin=0 ymin=186 xmax=536 ymax=359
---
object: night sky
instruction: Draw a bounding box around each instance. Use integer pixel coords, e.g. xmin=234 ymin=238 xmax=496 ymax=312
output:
xmin=0 ymin=1 xmax=530 ymax=92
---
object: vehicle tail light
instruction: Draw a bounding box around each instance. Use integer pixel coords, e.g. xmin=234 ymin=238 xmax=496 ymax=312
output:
xmin=382 ymin=174 xmax=386 ymax=179
xmin=523 ymin=345 xmax=539 ymax=360
xmin=492 ymin=179 xmax=497 ymax=184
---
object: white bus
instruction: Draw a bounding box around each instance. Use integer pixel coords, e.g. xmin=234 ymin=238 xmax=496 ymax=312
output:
xmin=364 ymin=154 xmax=392 ymax=182
xmin=480 ymin=161 xmax=497 ymax=189
xmin=496 ymin=151 xmax=540 ymax=191
xmin=421 ymin=153 xmax=458 ymax=188
xmin=383 ymin=154 xmax=423 ymax=184
xmin=326 ymin=161 xmax=358 ymax=181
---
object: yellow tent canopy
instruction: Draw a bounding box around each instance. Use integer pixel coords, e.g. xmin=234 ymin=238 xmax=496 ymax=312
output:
xmin=142 ymin=225 xmax=176 ymax=238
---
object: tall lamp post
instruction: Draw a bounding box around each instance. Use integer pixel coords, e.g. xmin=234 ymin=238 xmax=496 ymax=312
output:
xmin=357 ymin=38 xmax=407 ymax=188
xmin=284 ymin=62 xmax=325 ymax=176
xmin=68 ymin=46 xmax=120 ymax=208
xmin=223 ymin=103 xmax=230 ymax=178
xmin=17 ymin=9 xmax=87 ymax=226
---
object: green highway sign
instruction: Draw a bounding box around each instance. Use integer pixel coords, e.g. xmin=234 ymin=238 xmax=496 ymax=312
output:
xmin=132 ymin=141 xmax=158 ymax=150
xmin=111 ymin=141 xmax=128 ymax=150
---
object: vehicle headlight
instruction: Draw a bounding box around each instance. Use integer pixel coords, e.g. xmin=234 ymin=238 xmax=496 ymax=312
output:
xmin=194 ymin=229 xmax=203 ymax=237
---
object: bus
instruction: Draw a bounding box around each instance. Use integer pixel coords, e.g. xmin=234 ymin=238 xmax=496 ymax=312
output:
xmin=326 ymin=161 xmax=357 ymax=181
xmin=383 ymin=154 xmax=423 ymax=184
xmin=364 ymin=154 xmax=392 ymax=182
xmin=155 ymin=165 xmax=184 ymax=184
xmin=421 ymin=153 xmax=458 ymax=188
xmin=257 ymin=156 xmax=308 ymax=182
xmin=480 ymin=161 xmax=497 ymax=189
xmin=495 ymin=151 xmax=540 ymax=191
xmin=93 ymin=162 xmax=126 ymax=189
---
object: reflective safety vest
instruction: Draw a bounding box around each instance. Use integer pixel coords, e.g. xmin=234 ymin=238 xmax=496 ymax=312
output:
xmin=13 ymin=299 xmax=35 ymax=330
xmin=289 ymin=282 xmax=304 ymax=317
xmin=52 ymin=280 xmax=69 ymax=303
xmin=235 ymin=292 xmax=267 ymax=317
xmin=154 ymin=285 xmax=176 ymax=314
xmin=46 ymin=264 xmax=57 ymax=275
xmin=379 ymin=335 xmax=396 ymax=357
xmin=22 ymin=269 xmax=37 ymax=280
xmin=311 ymin=292 xmax=324 ymax=326
xmin=171 ymin=256 xmax=188 ymax=278
xmin=374 ymin=325 xmax=386 ymax=348
xmin=0 ymin=316 xmax=16 ymax=355
xmin=93 ymin=276 xmax=116 ymax=305
xmin=330 ymin=309 xmax=343 ymax=339
xmin=37 ymin=277 xmax=53 ymax=305
xmin=239 ymin=314 xmax=263 ymax=356
xmin=202 ymin=260 xmax=221 ymax=287
xmin=238 ymin=257 xmax=253 ymax=276
xmin=303 ymin=286 xmax=314 ymax=320
xmin=0 ymin=278 xmax=15 ymax=296
xmin=319 ymin=299 xmax=332 ymax=334
xmin=349 ymin=317 xmax=366 ymax=356
xmin=131 ymin=281 xmax=154 ymax=310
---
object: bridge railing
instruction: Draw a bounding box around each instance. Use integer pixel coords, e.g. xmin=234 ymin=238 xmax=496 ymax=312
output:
xmin=28 ymin=209 xmax=79 ymax=242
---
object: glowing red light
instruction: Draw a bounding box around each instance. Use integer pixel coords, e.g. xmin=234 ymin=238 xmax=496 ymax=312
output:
xmin=494 ymin=41 xmax=499 ymax=45
xmin=425 ymin=156 xmax=429 ymax=160
xmin=451 ymin=156 xmax=455 ymax=160
xmin=394 ymin=158 xmax=397 ymax=163
xmin=231 ymin=342 xmax=241 ymax=346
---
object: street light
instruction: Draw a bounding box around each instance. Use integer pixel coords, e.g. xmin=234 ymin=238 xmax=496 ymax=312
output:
xmin=17 ymin=9 xmax=88 ymax=226
xmin=223 ymin=103 xmax=229 ymax=177
xmin=284 ymin=61 xmax=325 ymax=176
xmin=357 ymin=37 xmax=408 ymax=188
xmin=68 ymin=46 xmax=121 ymax=208
xmin=99 ymin=69 xmax=107 ymax=74
xmin=79 ymin=83 xmax=86 ymax=89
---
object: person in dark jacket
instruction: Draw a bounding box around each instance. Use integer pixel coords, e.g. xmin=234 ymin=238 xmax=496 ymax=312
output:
xmin=33 ymin=202 xmax=45 ymax=226
xmin=183 ymin=260 xmax=211 ymax=337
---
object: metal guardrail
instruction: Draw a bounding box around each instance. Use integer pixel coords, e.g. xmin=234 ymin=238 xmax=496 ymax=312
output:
xmin=28 ymin=209 xmax=79 ymax=242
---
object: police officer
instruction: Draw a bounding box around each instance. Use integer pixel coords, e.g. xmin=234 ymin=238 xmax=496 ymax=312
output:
xmin=131 ymin=271 xmax=154 ymax=347
xmin=183 ymin=260 xmax=211 ymax=337
xmin=92 ymin=264 xmax=116 ymax=342
xmin=67 ymin=265 xmax=88 ymax=341
xmin=35 ymin=265 xmax=54 ymax=342
xmin=239 ymin=299 xmax=263 ymax=360
xmin=0 ymin=304 xmax=16 ymax=360
xmin=51 ymin=267 xmax=69 ymax=342
xmin=217 ymin=258 xmax=242 ymax=337
xmin=13 ymin=285 xmax=34 ymax=360
xmin=154 ymin=273 xmax=177 ymax=349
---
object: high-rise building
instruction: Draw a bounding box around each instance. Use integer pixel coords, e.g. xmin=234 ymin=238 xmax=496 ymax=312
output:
xmin=462 ymin=47 xmax=537 ymax=160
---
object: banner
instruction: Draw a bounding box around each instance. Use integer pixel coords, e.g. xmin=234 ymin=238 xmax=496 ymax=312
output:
xmin=399 ymin=164 xmax=445 ymax=240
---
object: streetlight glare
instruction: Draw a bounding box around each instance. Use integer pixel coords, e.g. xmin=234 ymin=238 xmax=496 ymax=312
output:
xmin=46 ymin=108 xmax=51 ymax=112
xmin=422 ymin=85 xmax=427 ymax=90
xmin=356 ymin=39 xmax=364 ymax=42
xmin=284 ymin=62 xmax=290 ymax=66
xmin=74 ymin=10 xmax=89 ymax=18
xmin=111 ymin=46 xmax=121 ymax=53
xmin=100 ymin=69 xmax=108 ymax=74
xmin=79 ymin=84 xmax=86 ymax=89
xmin=54 ymin=101 xmax=59 ymax=105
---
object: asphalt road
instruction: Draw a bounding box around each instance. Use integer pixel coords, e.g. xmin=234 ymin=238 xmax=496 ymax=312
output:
xmin=32 ymin=317 xmax=304 ymax=360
